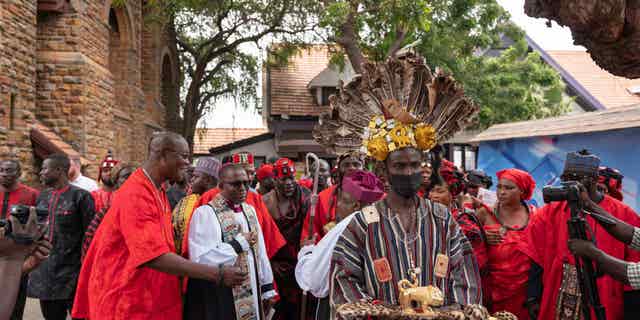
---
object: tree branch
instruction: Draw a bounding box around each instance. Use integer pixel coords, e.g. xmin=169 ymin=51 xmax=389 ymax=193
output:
xmin=386 ymin=26 xmax=408 ymax=58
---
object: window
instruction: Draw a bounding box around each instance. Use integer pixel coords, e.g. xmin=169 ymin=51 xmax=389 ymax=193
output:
xmin=317 ymin=87 xmax=338 ymax=106
xmin=451 ymin=144 xmax=477 ymax=171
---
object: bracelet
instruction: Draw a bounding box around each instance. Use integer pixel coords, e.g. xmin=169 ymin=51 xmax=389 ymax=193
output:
xmin=218 ymin=263 xmax=224 ymax=284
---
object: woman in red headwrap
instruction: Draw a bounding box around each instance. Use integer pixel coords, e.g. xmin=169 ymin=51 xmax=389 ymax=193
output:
xmin=481 ymin=168 xmax=536 ymax=319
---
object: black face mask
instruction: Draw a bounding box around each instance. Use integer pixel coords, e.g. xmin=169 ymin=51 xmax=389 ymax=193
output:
xmin=389 ymin=172 xmax=423 ymax=198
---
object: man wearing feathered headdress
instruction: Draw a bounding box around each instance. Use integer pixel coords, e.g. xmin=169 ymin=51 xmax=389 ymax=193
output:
xmin=312 ymin=53 xmax=482 ymax=318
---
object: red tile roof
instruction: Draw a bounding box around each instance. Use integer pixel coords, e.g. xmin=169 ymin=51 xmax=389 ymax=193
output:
xmin=193 ymin=128 xmax=269 ymax=154
xmin=267 ymin=45 xmax=334 ymax=116
xmin=546 ymin=51 xmax=640 ymax=109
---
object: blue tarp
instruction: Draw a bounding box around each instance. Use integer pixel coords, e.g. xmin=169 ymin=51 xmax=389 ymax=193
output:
xmin=477 ymin=128 xmax=640 ymax=211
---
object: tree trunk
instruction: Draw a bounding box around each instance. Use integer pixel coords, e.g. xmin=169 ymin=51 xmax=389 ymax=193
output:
xmin=164 ymin=22 xmax=182 ymax=133
xmin=524 ymin=0 xmax=640 ymax=78
xmin=336 ymin=8 xmax=366 ymax=74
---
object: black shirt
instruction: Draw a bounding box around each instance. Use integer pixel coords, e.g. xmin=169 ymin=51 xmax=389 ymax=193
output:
xmin=27 ymin=184 xmax=95 ymax=300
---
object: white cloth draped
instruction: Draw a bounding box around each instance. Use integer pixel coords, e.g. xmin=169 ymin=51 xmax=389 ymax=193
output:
xmin=295 ymin=214 xmax=355 ymax=298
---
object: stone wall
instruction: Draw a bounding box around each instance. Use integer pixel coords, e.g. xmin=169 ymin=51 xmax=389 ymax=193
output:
xmin=0 ymin=1 xmax=39 ymax=186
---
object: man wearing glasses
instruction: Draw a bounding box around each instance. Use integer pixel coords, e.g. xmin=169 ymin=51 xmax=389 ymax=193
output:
xmin=185 ymin=163 xmax=276 ymax=320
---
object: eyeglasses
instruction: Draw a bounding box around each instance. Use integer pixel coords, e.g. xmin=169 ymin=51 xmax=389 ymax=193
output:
xmin=227 ymin=180 xmax=250 ymax=189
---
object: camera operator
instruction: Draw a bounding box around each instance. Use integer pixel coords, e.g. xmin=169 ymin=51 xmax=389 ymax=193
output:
xmin=1 ymin=159 xmax=43 ymax=319
xmin=568 ymin=205 xmax=640 ymax=289
xmin=520 ymin=150 xmax=640 ymax=320
xmin=0 ymin=207 xmax=51 ymax=320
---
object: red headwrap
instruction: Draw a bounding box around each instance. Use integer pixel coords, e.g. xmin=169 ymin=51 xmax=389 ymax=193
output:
xmin=98 ymin=151 xmax=118 ymax=183
xmin=274 ymin=158 xmax=295 ymax=178
xmin=598 ymin=166 xmax=623 ymax=201
xmin=256 ymin=164 xmax=275 ymax=182
xmin=496 ymin=168 xmax=536 ymax=200
xmin=439 ymin=160 xmax=464 ymax=196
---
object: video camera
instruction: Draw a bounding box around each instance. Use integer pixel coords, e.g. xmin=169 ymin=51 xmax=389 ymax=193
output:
xmin=543 ymin=181 xmax=582 ymax=204
xmin=0 ymin=205 xmax=48 ymax=237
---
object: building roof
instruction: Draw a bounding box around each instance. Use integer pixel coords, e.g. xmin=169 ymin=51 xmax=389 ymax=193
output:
xmin=193 ymin=128 xmax=269 ymax=155
xmin=266 ymin=45 xmax=335 ymax=116
xmin=208 ymin=132 xmax=274 ymax=155
xmin=472 ymin=104 xmax=640 ymax=142
xmin=545 ymin=50 xmax=640 ymax=109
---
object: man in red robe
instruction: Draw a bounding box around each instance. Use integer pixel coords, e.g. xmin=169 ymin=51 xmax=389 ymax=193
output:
xmin=521 ymin=150 xmax=640 ymax=320
xmin=300 ymin=152 xmax=363 ymax=242
xmin=72 ymin=132 xmax=245 ymax=320
xmin=91 ymin=151 xmax=118 ymax=216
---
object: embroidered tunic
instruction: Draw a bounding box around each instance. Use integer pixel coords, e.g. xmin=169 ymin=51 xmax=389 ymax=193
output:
xmin=329 ymin=198 xmax=481 ymax=318
xmin=186 ymin=194 xmax=276 ymax=320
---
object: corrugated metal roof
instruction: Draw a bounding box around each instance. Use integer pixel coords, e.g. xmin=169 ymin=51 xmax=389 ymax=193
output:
xmin=471 ymin=105 xmax=640 ymax=142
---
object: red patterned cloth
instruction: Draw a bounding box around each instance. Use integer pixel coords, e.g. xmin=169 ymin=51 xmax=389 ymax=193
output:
xmin=439 ymin=160 xmax=464 ymax=196
xmin=496 ymin=169 xmax=536 ymax=200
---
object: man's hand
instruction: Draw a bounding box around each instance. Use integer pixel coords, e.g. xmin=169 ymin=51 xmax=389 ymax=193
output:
xmin=300 ymin=234 xmax=316 ymax=247
xmin=22 ymin=239 xmax=52 ymax=273
xmin=568 ymin=239 xmax=600 ymax=260
xmin=461 ymin=194 xmax=483 ymax=210
xmin=242 ymin=232 xmax=257 ymax=247
xmin=10 ymin=207 xmax=44 ymax=243
xmin=222 ymin=266 xmax=248 ymax=287
xmin=262 ymin=296 xmax=276 ymax=313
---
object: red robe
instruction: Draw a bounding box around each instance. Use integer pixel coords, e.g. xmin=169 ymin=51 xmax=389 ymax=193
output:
xmin=300 ymin=185 xmax=336 ymax=242
xmin=520 ymin=195 xmax=640 ymax=320
xmin=91 ymin=188 xmax=113 ymax=214
xmin=72 ymin=169 xmax=182 ymax=320
xmin=0 ymin=183 xmax=38 ymax=218
xmin=193 ymin=188 xmax=286 ymax=259
xmin=482 ymin=206 xmax=536 ymax=320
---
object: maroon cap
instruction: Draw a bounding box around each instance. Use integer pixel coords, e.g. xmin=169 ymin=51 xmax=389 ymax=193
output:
xmin=342 ymin=170 xmax=385 ymax=204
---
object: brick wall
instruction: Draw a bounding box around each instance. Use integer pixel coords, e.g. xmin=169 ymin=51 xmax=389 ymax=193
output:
xmin=0 ymin=0 xmax=39 ymax=186
xmin=0 ymin=0 xmax=177 ymax=184
xmin=33 ymin=0 xmax=174 ymax=179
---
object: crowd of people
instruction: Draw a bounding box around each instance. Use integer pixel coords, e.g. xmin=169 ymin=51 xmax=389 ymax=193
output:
xmin=1 ymin=131 xmax=640 ymax=320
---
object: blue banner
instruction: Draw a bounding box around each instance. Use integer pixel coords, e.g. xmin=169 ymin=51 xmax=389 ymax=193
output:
xmin=477 ymin=128 xmax=640 ymax=211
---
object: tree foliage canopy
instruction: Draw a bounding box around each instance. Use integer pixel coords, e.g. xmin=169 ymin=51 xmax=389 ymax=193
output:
xmin=318 ymin=0 xmax=570 ymax=129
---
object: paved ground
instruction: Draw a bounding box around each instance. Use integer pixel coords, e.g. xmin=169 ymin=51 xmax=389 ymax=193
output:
xmin=24 ymin=298 xmax=44 ymax=320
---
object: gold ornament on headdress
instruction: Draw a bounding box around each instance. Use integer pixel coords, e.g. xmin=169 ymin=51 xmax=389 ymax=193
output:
xmin=313 ymin=52 xmax=478 ymax=161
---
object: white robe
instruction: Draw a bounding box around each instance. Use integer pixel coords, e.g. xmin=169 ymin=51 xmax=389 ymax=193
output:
xmin=189 ymin=204 xmax=276 ymax=319
xmin=295 ymin=214 xmax=355 ymax=298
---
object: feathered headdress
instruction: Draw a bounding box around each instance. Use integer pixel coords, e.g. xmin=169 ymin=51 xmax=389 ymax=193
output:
xmin=313 ymin=52 xmax=478 ymax=161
